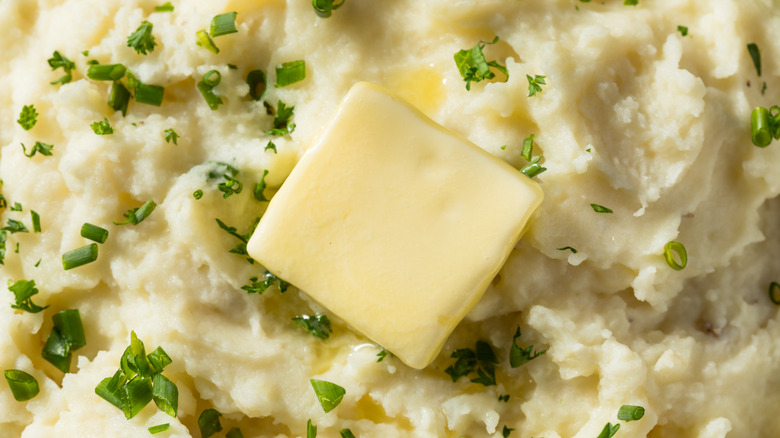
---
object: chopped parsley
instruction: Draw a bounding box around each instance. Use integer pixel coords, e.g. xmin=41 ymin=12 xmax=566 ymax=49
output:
xmin=509 ymin=327 xmax=546 ymax=368
xmin=376 ymin=347 xmax=390 ymax=362
xmin=453 ymin=36 xmax=508 ymax=91
xmin=47 ymin=51 xmax=76 ymax=85
xmin=750 ymin=105 xmax=780 ymax=147
xmin=310 ymin=378 xmax=346 ymax=413
xmin=526 ymin=74 xmax=546 ymax=97
xmin=114 ymin=200 xmax=157 ymax=225
xmin=265 ymin=140 xmax=277 ymax=153
xmin=677 ymin=25 xmax=688 ymax=36
xmin=293 ymin=314 xmax=332 ymax=339
xmin=312 ymin=0 xmax=345 ymax=18
xmin=557 ymin=246 xmax=578 ymax=254
xmin=31 ymin=210 xmax=41 ymax=233
xmin=444 ymin=341 xmax=497 ymax=386
xmin=17 ymin=105 xmax=38 ymax=131
xmin=8 ymin=279 xmax=48 ymax=313
xmin=0 ymin=231 xmax=6 ymax=265
xmin=127 ymin=20 xmax=157 ymax=55
xmin=242 ymin=271 xmax=290 ymax=294
xmin=164 ymin=128 xmax=179 ymax=145
xmin=10 ymin=202 xmax=22 ymax=212
xmin=91 ymin=118 xmax=114 ymax=135
xmin=265 ymin=101 xmax=296 ymax=136
xmin=215 ymin=217 xmax=259 ymax=263
xmin=94 ymin=331 xmax=178 ymax=419
xmin=519 ymin=134 xmax=547 ymax=178
xmin=624 ymin=0 xmax=638 ymax=4
xmin=148 ymin=424 xmax=170 ymax=434
xmin=502 ymin=425 xmax=514 ymax=437
xmin=226 ymin=428 xmax=244 ymax=438
xmin=498 ymin=394 xmax=510 ymax=402
xmin=217 ymin=173 xmax=242 ymax=198
xmin=2 ymin=219 xmax=29 ymax=234
xmin=21 ymin=142 xmax=54 ymax=158
xmin=747 ymin=43 xmax=761 ymax=77
xmin=253 ymin=169 xmax=270 ymax=202
xmin=339 ymin=429 xmax=356 ymax=438
xmin=62 ymin=244 xmax=99 ymax=270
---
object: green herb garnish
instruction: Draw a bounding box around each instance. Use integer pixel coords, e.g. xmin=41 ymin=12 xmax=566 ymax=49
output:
xmin=148 ymin=423 xmax=170 ymax=434
xmin=510 ymin=327 xmax=546 ymax=367
xmin=526 ymin=74 xmax=546 ymax=97
xmin=453 ymin=36 xmax=508 ymax=91
xmin=312 ymin=0 xmax=345 ymax=18
xmin=127 ymin=20 xmax=157 ymax=55
xmin=91 ymin=118 xmax=114 ymax=135
xmin=109 ymin=81 xmax=131 ymax=116
xmin=310 ymin=378 xmax=346 ymax=413
xmin=87 ymin=63 xmax=127 ymax=81
xmin=4 ymin=369 xmax=39 ymax=401
xmin=114 ymin=200 xmax=157 ymax=225
xmin=597 ymin=423 xmax=620 ymax=438
xmin=210 ymin=12 xmax=238 ymax=37
xmin=198 ymin=408 xmax=223 ymax=438
xmin=8 ymin=279 xmax=48 ymax=313
xmin=275 ymin=60 xmax=306 ymax=87
xmin=247 ymin=69 xmax=267 ymax=100
xmin=48 ymin=51 xmax=76 ymax=85
xmin=164 ymin=128 xmax=179 ymax=145
xmin=42 ymin=309 xmax=86 ymax=373
xmin=293 ymin=314 xmax=332 ymax=339
xmin=663 ymin=241 xmax=687 ymax=270
xmin=17 ymin=105 xmax=38 ymax=131
xmin=265 ymin=100 xmax=296 ymax=135
xmin=81 ymin=223 xmax=109 ymax=243
xmin=2 ymin=219 xmax=29 ymax=234
xmin=677 ymin=25 xmax=688 ymax=36
xmin=30 ymin=210 xmax=41 ymax=233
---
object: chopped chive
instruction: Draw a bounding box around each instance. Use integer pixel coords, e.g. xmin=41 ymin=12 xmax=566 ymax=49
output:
xmin=751 ymin=106 xmax=773 ymax=147
xmin=663 ymin=241 xmax=687 ymax=270
xmin=597 ymin=423 xmax=620 ymax=438
xmin=154 ymin=2 xmax=174 ymax=12
xmin=677 ymin=25 xmax=688 ymax=36
xmin=590 ymin=203 xmax=613 ymax=214
xmin=526 ymin=74 xmax=546 ymax=97
xmin=193 ymin=189 xmax=203 ymax=199
xmin=149 ymin=423 xmax=171 ymax=434
xmin=520 ymin=156 xmax=546 ymax=178
xmin=31 ymin=210 xmax=41 ymax=233
xmin=623 ymin=0 xmax=638 ymax=4
xmin=135 ymin=83 xmax=164 ymax=106
xmin=2 ymin=218 xmax=29 ymax=233
xmin=510 ymin=327 xmax=546 ymax=367
xmin=339 ymin=429 xmax=356 ymax=438
xmin=557 ymin=246 xmax=577 ymax=253
xmin=86 ymin=63 xmax=127 ymax=81
xmin=253 ymin=169 xmax=270 ymax=202
xmin=275 ymin=60 xmax=306 ymax=87
xmin=747 ymin=43 xmax=762 ymax=77
xmin=10 ymin=202 xmax=21 ymax=211
xmin=265 ymin=140 xmax=277 ymax=153
xmin=81 ymin=223 xmax=109 ymax=243
xmin=247 ymin=69 xmax=267 ymax=100
xmin=312 ymin=0 xmax=345 ymax=18
xmin=52 ymin=309 xmax=86 ymax=350
xmin=42 ymin=326 xmax=72 ymax=372
xmin=121 ymin=376 xmax=153 ymax=419
xmin=265 ymin=100 xmax=296 ymax=136
xmin=453 ymin=36 xmax=507 ymax=91
xmin=617 ymin=404 xmax=645 ymax=422
xmin=521 ymin=134 xmax=534 ymax=161
xmin=198 ymin=408 xmax=223 ymax=438
xmin=196 ymin=29 xmax=219 ymax=54
xmin=307 ymin=419 xmax=317 ymax=438
xmin=95 ymin=369 xmax=127 ymax=409
xmin=62 ymin=243 xmax=99 ymax=270
xmin=770 ymin=282 xmax=780 ymax=305
xmin=210 ymin=12 xmax=238 ymax=37
xmin=151 ymin=373 xmax=178 ymax=417
xmin=48 ymin=51 xmax=76 ymax=85
xmin=114 ymin=200 xmax=157 ymax=225
xmin=147 ymin=346 xmax=172 ymax=374
xmin=197 ymin=70 xmax=223 ymax=110
xmin=109 ymin=81 xmax=131 ymax=116
xmin=310 ymin=378 xmax=346 ymax=413
xmin=4 ymin=370 xmax=39 ymax=401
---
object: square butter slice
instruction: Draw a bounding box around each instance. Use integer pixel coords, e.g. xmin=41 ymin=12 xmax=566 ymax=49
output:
xmin=247 ymin=82 xmax=542 ymax=369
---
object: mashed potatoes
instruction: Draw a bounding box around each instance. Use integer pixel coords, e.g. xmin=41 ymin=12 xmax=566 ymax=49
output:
xmin=1 ymin=0 xmax=779 ymax=437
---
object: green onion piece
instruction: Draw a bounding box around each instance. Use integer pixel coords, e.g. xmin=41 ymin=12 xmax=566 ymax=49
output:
xmin=623 ymin=0 xmax=638 ymax=4
xmin=127 ymin=20 xmax=157 ymax=55
xmin=114 ymin=200 xmax=157 ymax=225
xmin=152 ymin=373 xmax=178 ymax=417
xmin=307 ymin=419 xmax=317 ymax=438
xmin=42 ymin=326 xmax=72 ymax=373
xmin=17 ymin=105 xmax=38 ymax=131
xmin=663 ymin=241 xmax=687 ymax=270
xmin=198 ymin=408 xmax=223 ymax=438
xmin=769 ymin=282 xmax=780 ymax=305
xmin=149 ymin=424 xmax=170 ymax=434
xmin=9 ymin=279 xmax=48 ymax=313
xmin=86 ymin=63 xmax=127 ymax=81
xmin=121 ymin=376 xmax=153 ymax=419
xmin=747 ymin=43 xmax=761 ymax=77
xmin=293 ymin=314 xmax=332 ymax=339
xmin=81 ymin=223 xmax=109 ymax=243
xmin=339 ymin=429 xmax=356 ymax=438
xmin=53 ymin=309 xmax=86 ymax=350
xmin=520 ymin=156 xmax=546 ymax=178
xmin=210 ymin=12 xmax=238 ymax=37
xmin=196 ymin=29 xmax=220 ymax=54
xmin=121 ymin=331 xmax=153 ymax=379
xmin=521 ymin=134 xmax=534 ymax=161
xmin=246 ymin=69 xmax=267 ymax=100
xmin=310 ymin=378 xmax=346 ymax=413
xmin=109 ymin=81 xmax=131 ymax=116
xmin=147 ymin=346 xmax=172 ymax=373
xmin=135 ymin=83 xmax=164 ymax=106
xmin=590 ymin=203 xmax=613 ymax=214
xmin=4 ymin=369 xmax=40 ymax=401
xmin=617 ymin=404 xmax=645 ymax=422
xmin=275 ymin=60 xmax=306 ymax=87
xmin=597 ymin=422 xmax=620 ymax=438
xmin=751 ymin=106 xmax=773 ymax=147
xmin=253 ymin=169 xmax=270 ymax=202
xmin=2 ymin=218 xmax=29 ymax=233
xmin=197 ymin=70 xmax=224 ymax=110
xmin=312 ymin=0 xmax=345 ymax=18
xmin=193 ymin=189 xmax=204 ymax=200
xmin=226 ymin=428 xmax=244 ymax=438
xmin=154 ymin=2 xmax=174 ymax=12
xmin=62 ymin=243 xmax=99 ymax=270
xmin=265 ymin=140 xmax=277 ymax=153
xmin=95 ymin=369 xmax=126 ymax=409
xmin=126 ymin=71 xmax=140 ymax=90
xmin=10 ymin=202 xmax=22 ymax=211
xmin=91 ymin=118 xmax=114 ymax=135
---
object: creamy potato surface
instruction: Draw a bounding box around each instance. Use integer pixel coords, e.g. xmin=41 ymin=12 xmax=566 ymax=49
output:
xmin=1 ymin=1 xmax=779 ymax=437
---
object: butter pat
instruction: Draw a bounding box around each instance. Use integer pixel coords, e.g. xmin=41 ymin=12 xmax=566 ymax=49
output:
xmin=247 ymin=82 xmax=543 ymax=369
